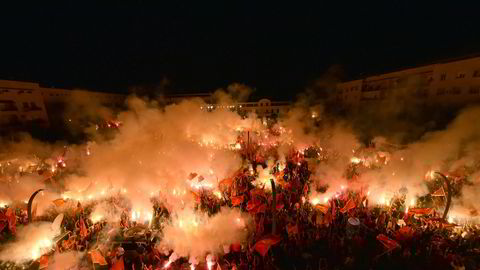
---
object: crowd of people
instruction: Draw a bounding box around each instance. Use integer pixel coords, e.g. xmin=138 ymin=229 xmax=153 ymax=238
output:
xmin=1 ymin=146 xmax=480 ymax=270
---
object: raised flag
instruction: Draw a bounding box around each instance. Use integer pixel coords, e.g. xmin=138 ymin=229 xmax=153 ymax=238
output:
xmin=315 ymin=204 xmax=329 ymax=214
xmin=5 ymin=208 xmax=16 ymax=234
xmin=39 ymin=255 xmax=49 ymax=269
xmin=53 ymin=198 xmax=66 ymax=207
xmin=431 ymin=187 xmax=446 ymax=197
xmin=231 ymin=195 xmax=244 ymax=206
xmin=89 ymin=250 xmax=108 ymax=266
xmin=340 ymin=199 xmax=356 ymax=213
xmin=408 ymin=208 xmax=434 ymax=216
xmin=79 ymin=217 xmax=88 ymax=238
xmin=376 ymin=234 xmax=401 ymax=251
xmin=287 ymin=224 xmax=298 ymax=237
xmin=253 ymin=235 xmax=282 ymax=257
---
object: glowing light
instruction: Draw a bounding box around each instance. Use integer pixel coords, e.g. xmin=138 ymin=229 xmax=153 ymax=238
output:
xmin=324 ymin=197 xmax=329 ymax=203
xmin=310 ymin=197 xmax=320 ymax=205
xmin=235 ymin=143 xmax=242 ymax=150
xmin=213 ymin=190 xmax=222 ymax=199
xmin=367 ymin=191 xmax=371 ymax=196
xmin=122 ymin=188 xmax=127 ymax=193
xmin=350 ymin=157 xmax=361 ymax=164
xmin=410 ymin=199 xmax=415 ymax=206
xmin=91 ymin=215 xmax=103 ymax=223
xmin=448 ymin=216 xmax=454 ymax=223
xmin=164 ymin=261 xmax=172 ymax=269
xmin=400 ymin=157 xmax=404 ymax=161
xmin=341 ymin=185 xmax=345 ymax=190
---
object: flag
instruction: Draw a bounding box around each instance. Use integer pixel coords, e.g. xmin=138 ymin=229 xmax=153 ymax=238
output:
xmin=219 ymin=178 xmax=233 ymax=188
xmin=253 ymin=235 xmax=282 ymax=257
xmin=53 ymin=198 xmax=66 ymax=207
xmin=408 ymin=208 xmax=433 ymax=216
xmin=315 ymin=204 xmax=329 ymax=214
xmin=376 ymin=234 xmax=400 ymax=251
xmin=5 ymin=208 xmax=16 ymax=234
xmin=89 ymin=250 xmax=108 ymax=266
xmin=340 ymin=199 xmax=356 ymax=213
xmin=190 ymin=191 xmax=200 ymax=203
xmin=111 ymin=257 xmax=125 ymax=270
xmin=79 ymin=217 xmax=88 ymax=238
xmin=250 ymin=188 xmax=266 ymax=198
xmin=394 ymin=226 xmax=415 ymax=242
xmin=431 ymin=187 xmax=445 ymax=197
xmin=331 ymin=200 xmax=336 ymax=218
xmin=39 ymin=255 xmax=49 ymax=269
xmin=231 ymin=195 xmax=244 ymax=206
xmin=247 ymin=198 xmax=263 ymax=212
xmin=287 ymin=224 xmax=298 ymax=237
xmin=63 ymin=238 xmax=75 ymax=250
xmin=188 ymin=173 xmax=198 ymax=180
xmin=230 ymin=243 xmax=242 ymax=252
xmin=0 ymin=221 xmax=6 ymax=233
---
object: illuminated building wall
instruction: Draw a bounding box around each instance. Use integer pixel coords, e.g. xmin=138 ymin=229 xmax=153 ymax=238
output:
xmin=336 ymin=55 xmax=480 ymax=108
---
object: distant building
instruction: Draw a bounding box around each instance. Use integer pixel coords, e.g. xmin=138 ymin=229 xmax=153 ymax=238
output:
xmin=335 ymin=55 xmax=480 ymax=109
xmin=0 ymin=79 xmax=126 ymax=131
xmin=0 ymin=80 xmax=49 ymax=129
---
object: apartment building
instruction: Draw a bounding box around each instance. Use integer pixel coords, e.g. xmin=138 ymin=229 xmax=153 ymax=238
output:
xmin=336 ymin=55 xmax=480 ymax=108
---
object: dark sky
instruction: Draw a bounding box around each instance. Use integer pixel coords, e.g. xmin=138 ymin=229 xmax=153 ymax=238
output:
xmin=1 ymin=2 xmax=480 ymax=100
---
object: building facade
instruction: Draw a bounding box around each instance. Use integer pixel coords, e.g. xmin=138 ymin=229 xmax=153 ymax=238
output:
xmin=0 ymin=80 xmax=50 ymax=128
xmin=0 ymin=80 xmax=126 ymax=131
xmin=335 ymin=55 xmax=480 ymax=109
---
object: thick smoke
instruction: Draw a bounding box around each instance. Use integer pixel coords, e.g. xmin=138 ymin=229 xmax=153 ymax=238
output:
xmin=160 ymin=207 xmax=251 ymax=258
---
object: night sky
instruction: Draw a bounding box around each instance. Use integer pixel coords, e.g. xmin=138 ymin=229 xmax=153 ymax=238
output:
xmin=1 ymin=2 xmax=480 ymax=101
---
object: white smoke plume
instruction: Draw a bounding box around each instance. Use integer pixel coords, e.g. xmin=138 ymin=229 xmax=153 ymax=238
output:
xmin=160 ymin=207 xmax=251 ymax=258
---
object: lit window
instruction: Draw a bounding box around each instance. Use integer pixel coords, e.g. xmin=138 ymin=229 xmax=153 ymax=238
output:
xmin=440 ymin=74 xmax=447 ymax=81
xmin=456 ymin=72 xmax=466 ymax=79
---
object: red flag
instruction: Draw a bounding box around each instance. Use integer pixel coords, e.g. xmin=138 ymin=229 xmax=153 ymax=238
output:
xmin=408 ymin=208 xmax=433 ymax=216
xmin=219 ymin=178 xmax=233 ymax=188
xmin=79 ymin=217 xmax=88 ymax=238
xmin=230 ymin=243 xmax=242 ymax=252
xmin=111 ymin=257 xmax=125 ymax=270
xmin=247 ymin=198 xmax=266 ymax=213
xmin=188 ymin=173 xmax=198 ymax=180
xmin=231 ymin=195 xmax=244 ymax=206
xmin=253 ymin=235 xmax=282 ymax=257
xmin=315 ymin=204 xmax=329 ymax=214
xmin=250 ymin=188 xmax=266 ymax=198
xmin=331 ymin=200 xmax=336 ymax=218
xmin=39 ymin=255 xmax=49 ymax=269
xmin=287 ymin=224 xmax=298 ymax=237
xmin=394 ymin=226 xmax=415 ymax=242
xmin=431 ymin=187 xmax=445 ymax=197
xmin=255 ymin=216 xmax=264 ymax=236
xmin=52 ymin=198 xmax=66 ymax=207
xmin=376 ymin=234 xmax=400 ymax=251
xmin=89 ymin=250 xmax=108 ymax=265
xmin=5 ymin=208 xmax=16 ymax=234
xmin=0 ymin=221 xmax=6 ymax=233
xmin=340 ymin=199 xmax=356 ymax=213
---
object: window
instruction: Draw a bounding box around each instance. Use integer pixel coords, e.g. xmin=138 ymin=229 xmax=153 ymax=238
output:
xmin=440 ymin=74 xmax=447 ymax=81
xmin=436 ymin=88 xmax=445 ymax=95
xmin=456 ymin=72 xmax=466 ymax=79
xmin=469 ymin=86 xmax=480 ymax=94
xmin=449 ymin=87 xmax=461 ymax=95
xmin=0 ymin=100 xmax=18 ymax=111
xmin=473 ymin=70 xmax=480 ymax=77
